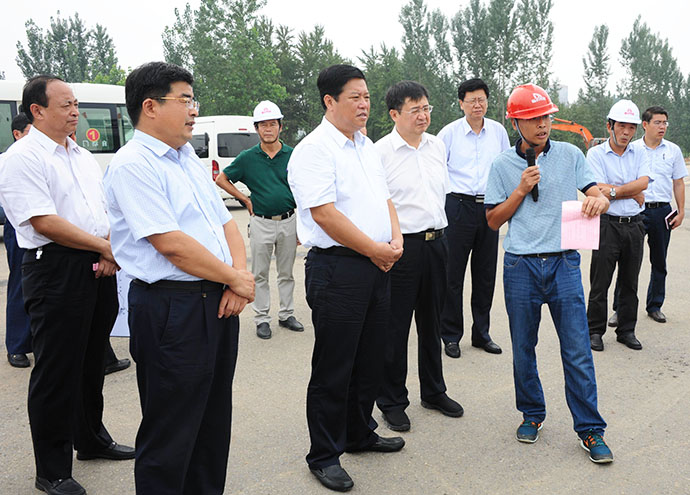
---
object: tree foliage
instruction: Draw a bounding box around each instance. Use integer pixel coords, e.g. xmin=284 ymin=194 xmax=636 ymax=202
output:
xmin=15 ymin=12 xmax=125 ymax=84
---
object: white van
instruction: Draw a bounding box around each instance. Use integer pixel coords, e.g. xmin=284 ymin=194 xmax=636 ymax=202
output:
xmin=191 ymin=115 xmax=260 ymax=206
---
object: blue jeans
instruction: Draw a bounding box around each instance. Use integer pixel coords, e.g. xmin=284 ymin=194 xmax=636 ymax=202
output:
xmin=503 ymin=251 xmax=606 ymax=437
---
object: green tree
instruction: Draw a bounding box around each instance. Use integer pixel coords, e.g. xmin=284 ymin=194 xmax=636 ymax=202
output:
xmin=15 ymin=12 xmax=125 ymax=84
xmin=513 ymin=0 xmax=554 ymax=89
xmin=582 ymin=24 xmax=611 ymax=100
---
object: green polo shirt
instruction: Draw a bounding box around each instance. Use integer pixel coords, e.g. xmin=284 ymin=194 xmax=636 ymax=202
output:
xmin=222 ymin=142 xmax=296 ymax=217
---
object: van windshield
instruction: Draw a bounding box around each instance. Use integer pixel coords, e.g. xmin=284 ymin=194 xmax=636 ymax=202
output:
xmin=218 ymin=132 xmax=260 ymax=158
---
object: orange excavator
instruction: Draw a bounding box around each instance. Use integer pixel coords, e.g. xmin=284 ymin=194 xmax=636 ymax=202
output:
xmin=552 ymin=118 xmax=606 ymax=149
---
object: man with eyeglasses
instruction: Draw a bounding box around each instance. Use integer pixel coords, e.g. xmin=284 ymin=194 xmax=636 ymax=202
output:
xmin=586 ymin=100 xmax=651 ymax=352
xmin=608 ymin=106 xmax=685 ymax=327
xmin=485 ymin=83 xmax=613 ymax=464
xmin=437 ymin=78 xmax=509 ymax=359
xmin=104 ymin=62 xmax=255 ymax=493
xmin=0 ymin=76 xmax=134 ymax=495
xmin=374 ymin=81 xmax=463 ymax=433
xmin=216 ymin=100 xmax=304 ymax=340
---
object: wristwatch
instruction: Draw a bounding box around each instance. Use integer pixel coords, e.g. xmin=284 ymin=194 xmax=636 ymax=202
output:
xmin=610 ymin=187 xmax=616 ymax=199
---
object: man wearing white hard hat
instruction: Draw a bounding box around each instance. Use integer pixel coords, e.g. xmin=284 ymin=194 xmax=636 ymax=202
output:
xmin=216 ymin=100 xmax=304 ymax=339
xmin=586 ymin=99 xmax=651 ymax=352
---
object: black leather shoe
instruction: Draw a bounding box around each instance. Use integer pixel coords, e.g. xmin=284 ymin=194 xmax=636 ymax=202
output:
xmin=421 ymin=394 xmax=464 ymax=417
xmin=35 ymin=477 xmax=85 ymax=495
xmin=310 ymin=464 xmax=354 ymax=492
xmin=382 ymin=409 xmax=410 ymax=431
xmin=616 ymin=333 xmax=642 ymax=350
xmin=7 ymin=352 xmax=30 ymax=368
xmin=104 ymin=358 xmax=130 ymax=375
xmin=279 ymin=316 xmax=305 ymax=332
xmin=444 ymin=342 xmax=460 ymax=358
xmin=256 ymin=322 xmax=272 ymax=339
xmin=473 ymin=340 xmax=502 ymax=354
xmin=590 ymin=334 xmax=604 ymax=352
xmin=647 ymin=310 xmax=666 ymax=323
xmin=350 ymin=435 xmax=405 ymax=453
xmin=607 ymin=313 xmax=618 ymax=327
xmin=77 ymin=441 xmax=135 ymax=461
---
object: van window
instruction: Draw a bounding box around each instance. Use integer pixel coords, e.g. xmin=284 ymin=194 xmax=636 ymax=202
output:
xmin=191 ymin=133 xmax=209 ymax=158
xmin=76 ymin=105 xmax=116 ymax=153
xmin=0 ymin=101 xmax=17 ymax=153
xmin=117 ymin=105 xmax=134 ymax=144
xmin=217 ymin=132 xmax=259 ymax=158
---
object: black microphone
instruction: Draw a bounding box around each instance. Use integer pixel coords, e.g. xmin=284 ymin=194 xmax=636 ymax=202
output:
xmin=526 ymin=147 xmax=538 ymax=202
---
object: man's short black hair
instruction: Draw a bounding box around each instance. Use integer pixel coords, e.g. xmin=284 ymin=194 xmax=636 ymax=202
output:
xmin=458 ymin=78 xmax=489 ymax=101
xmin=22 ymin=75 xmax=64 ymax=123
xmin=385 ymin=81 xmax=429 ymax=112
xmin=317 ymin=64 xmax=366 ymax=111
xmin=11 ymin=113 xmax=31 ymax=138
xmin=125 ymin=62 xmax=194 ymax=127
xmin=253 ymin=119 xmax=282 ymax=130
xmin=642 ymin=106 xmax=668 ymax=122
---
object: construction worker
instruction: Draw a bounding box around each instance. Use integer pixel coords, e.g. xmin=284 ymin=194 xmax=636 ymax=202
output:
xmin=485 ymin=83 xmax=613 ymax=464
xmin=608 ymin=105 xmax=685 ymax=326
xmin=586 ymin=100 xmax=650 ymax=352
xmin=216 ymin=100 xmax=304 ymax=339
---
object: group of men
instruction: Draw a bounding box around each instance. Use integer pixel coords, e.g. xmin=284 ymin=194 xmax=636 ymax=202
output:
xmin=0 ymin=58 xmax=685 ymax=495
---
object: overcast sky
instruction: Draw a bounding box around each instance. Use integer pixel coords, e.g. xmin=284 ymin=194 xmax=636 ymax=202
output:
xmin=3 ymin=0 xmax=688 ymax=102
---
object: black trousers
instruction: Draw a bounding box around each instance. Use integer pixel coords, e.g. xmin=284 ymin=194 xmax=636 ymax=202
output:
xmin=441 ymin=194 xmax=498 ymax=345
xmin=304 ymin=250 xmax=390 ymax=469
xmin=4 ymin=220 xmax=32 ymax=355
xmin=22 ymin=244 xmax=117 ymax=481
xmin=129 ymin=281 xmax=239 ymax=495
xmin=377 ymin=235 xmax=448 ymax=413
xmin=587 ymin=217 xmax=645 ymax=336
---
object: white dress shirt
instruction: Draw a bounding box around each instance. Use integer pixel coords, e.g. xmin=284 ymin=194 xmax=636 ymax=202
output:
xmin=287 ymin=117 xmax=392 ymax=248
xmin=630 ymin=138 xmax=687 ymax=202
xmin=0 ymin=126 xmax=109 ymax=249
xmin=104 ymin=130 xmax=233 ymax=283
xmin=437 ymin=116 xmax=510 ymax=195
xmin=587 ymin=139 xmax=651 ymax=217
xmin=375 ymin=127 xmax=449 ymax=234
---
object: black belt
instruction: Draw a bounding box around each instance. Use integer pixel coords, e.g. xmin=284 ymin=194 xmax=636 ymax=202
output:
xmin=403 ymin=228 xmax=445 ymax=241
xmin=257 ymin=209 xmax=294 ymax=221
xmin=521 ymin=250 xmax=574 ymax=259
xmin=601 ymin=214 xmax=641 ymax=223
xmin=450 ymin=192 xmax=484 ymax=203
xmin=132 ymin=278 xmax=224 ymax=292
xmin=644 ymin=202 xmax=669 ymax=209
xmin=25 ymin=242 xmax=98 ymax=259
xmin=311 ymin=246 xmax=365 ymax=258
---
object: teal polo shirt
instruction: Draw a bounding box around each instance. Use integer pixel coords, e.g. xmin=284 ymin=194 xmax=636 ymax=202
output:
xmin=222 ymin=142 xmax=296 ymax=217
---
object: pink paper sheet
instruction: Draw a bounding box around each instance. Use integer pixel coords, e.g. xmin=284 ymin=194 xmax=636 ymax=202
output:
xmin=561 ymin=201 xmax=600 ymax=250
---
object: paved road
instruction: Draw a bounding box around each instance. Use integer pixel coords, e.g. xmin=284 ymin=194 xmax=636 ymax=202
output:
xmin=1 ymin=202 xmax=689 ymax=494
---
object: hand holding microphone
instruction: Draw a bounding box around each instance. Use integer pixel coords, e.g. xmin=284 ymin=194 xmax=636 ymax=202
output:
xmin=525 ymin=147 xmax=539 ymax=202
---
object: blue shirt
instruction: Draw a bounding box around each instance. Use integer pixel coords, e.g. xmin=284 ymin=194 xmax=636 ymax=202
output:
xmin=630 ymin=138 xmax=686 ymax=202
xmin=586 ymin=139 xmax=651 ymax=216
xmin=485 ymin=140 xmax=596 ymax=255
xmin=104 ymin=130 xmax=233 ymax=283
xmin=437 ymin=116 xmax=510 ymax=195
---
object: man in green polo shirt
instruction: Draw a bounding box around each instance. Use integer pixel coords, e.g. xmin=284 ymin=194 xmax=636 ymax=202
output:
xmin=216 ymin=100 xmax=304 ymax=339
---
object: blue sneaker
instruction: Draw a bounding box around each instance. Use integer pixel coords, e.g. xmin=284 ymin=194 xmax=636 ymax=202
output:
xmin=580 ymin=431 xmax=614 ymax=463
xmin=516 ymin=420 xmax=543 ymax=443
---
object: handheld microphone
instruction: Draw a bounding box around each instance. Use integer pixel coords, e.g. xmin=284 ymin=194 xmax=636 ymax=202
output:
xmin=526 ymin=147 xmax=538 ymax=202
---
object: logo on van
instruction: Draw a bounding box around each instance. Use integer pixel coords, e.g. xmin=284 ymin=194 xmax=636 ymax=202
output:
xmin=531 ymin=93 xmax=546 ymax=104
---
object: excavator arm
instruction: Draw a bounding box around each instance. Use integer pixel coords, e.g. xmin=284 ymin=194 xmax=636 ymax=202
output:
xmin=552 ymin=118 xmax=597 ymax=149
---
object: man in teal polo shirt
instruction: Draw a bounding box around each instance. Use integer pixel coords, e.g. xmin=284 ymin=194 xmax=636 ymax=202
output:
xmin=216 ymin=100 xmax=304 ymax=339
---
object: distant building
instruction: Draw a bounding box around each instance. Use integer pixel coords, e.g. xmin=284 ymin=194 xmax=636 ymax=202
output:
xmin=557 ymin=86 xmax=569 ymax=105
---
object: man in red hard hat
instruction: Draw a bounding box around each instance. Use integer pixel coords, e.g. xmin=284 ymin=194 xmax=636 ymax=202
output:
xmin=484 ymin=83 xmax=614 ymax=463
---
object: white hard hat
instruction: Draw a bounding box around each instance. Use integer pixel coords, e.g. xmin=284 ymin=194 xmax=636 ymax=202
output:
xmin=253 ymin=100 xmax=283 ymax=123
xmin=607 ymin=99 xmax=641 ymax=124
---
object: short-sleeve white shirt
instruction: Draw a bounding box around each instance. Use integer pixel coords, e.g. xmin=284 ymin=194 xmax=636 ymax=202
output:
xmin=287 ymin=117 xmax=392 ymax=248
xmin=0 ymin=126 xmax=110 ymax=249
xmin=375 ymin=127 xmax=449 ymax=233
xmin=437 ymin=116 xmax=510 ymax=195
xmin=630 ymin=138 xmax=687 ymax=202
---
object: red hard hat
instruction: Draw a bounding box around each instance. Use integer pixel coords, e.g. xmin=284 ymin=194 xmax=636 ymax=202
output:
xmin=505 ymin=84 xmax=559 ymax=120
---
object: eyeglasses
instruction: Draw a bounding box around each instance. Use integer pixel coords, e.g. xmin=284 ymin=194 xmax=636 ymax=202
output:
xmin=463 ymin=97 xmax=487 ymax=106
xmin=651 ymin=120 xmax=669 ymax=127
xmin=402 ymin=105 xmax=433 ymax=116
xmin=152 ymin=96 xmax=200 ymax=111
